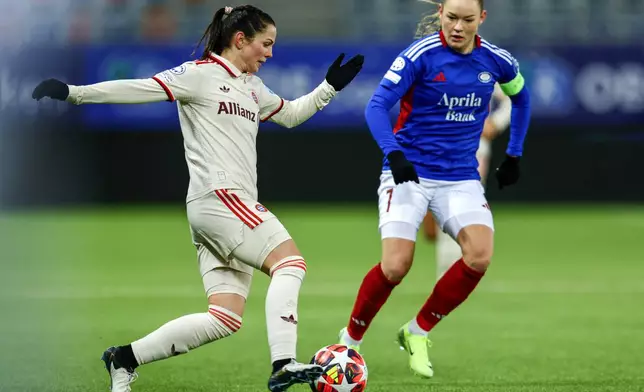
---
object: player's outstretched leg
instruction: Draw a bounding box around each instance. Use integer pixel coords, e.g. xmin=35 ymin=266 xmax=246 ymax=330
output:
xmin=101 ymin=304 xmax=242 ymax=392
xmin=401 ymin=223 xmax=492 ymax=378
xmin=262 ymin=241 xmax=323 ymax=391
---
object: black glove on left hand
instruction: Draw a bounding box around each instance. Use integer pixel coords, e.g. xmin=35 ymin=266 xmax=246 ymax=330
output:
xmin=32 ymin=78 xmax=69 ymax=101
xmin=325 ymin=53 xmax=364 ymax=92
xmin=495 ymin=155 xmax=521 ymax=190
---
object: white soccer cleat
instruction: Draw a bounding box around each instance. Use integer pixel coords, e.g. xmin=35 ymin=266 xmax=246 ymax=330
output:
xmin=101 ymin=347 xmax=138 ymax=392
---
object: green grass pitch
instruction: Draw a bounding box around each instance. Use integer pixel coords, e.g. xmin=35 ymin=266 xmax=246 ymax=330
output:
xmin=1 ymin=204 xmax=643 ymax=391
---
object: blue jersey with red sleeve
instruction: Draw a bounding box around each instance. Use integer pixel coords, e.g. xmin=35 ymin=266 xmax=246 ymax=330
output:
xmin=365 ymin=31 xmax=531 ymax=181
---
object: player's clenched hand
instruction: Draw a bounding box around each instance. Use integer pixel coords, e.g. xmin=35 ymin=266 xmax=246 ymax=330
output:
xmin=495 ymin=155 xmax=520 ymax=189
xmin=32 ymin=78 xmax=69 ymax=101
xmin=387 ymin=150 xmax=419 ymax=185
xmin=325 ymin=53 xmax=364 ymax=92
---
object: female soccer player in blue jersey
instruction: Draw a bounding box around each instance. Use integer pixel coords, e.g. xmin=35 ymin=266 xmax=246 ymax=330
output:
xmin=338 ymin=0 xmax=530 ymax=378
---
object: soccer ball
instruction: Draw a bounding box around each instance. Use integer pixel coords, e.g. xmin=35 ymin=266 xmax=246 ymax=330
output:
xmin=309 ymin=344 xmax=368 ymax=392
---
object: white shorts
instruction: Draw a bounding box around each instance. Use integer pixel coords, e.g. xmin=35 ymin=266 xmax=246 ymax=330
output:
xmin=186 ymin=189 xmax=292 ymax=298
xmin=377 ymin=171 xmax=494 ymax=241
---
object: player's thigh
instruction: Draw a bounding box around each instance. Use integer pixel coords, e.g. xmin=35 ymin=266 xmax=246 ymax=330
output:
xmin=422 ymin=212 xmax=438 ymax=241
xmin=429 ymin=180 xmax=494 ymax=241
xmin=187 ymin=189 xmax=291 ymax=272
xmin=377 ymin=171 xmax=429 ymax=242
xmin=377 ymin=171 xmax=429 ymax=280
xmin=231 ymin=218 xmax=297 ymax=275
xmin=196 ymin=243 xmax=251 ymax=316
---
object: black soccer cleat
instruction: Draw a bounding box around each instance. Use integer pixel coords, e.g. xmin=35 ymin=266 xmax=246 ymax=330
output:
xmin=267 ymin=360 xmax=323 ymax=392
xmin=101 ymin=346 xmax=138 ymax=392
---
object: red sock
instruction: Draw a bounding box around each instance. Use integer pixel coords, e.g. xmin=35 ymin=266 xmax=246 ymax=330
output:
xmin=416 ymin=258 xmax=485 ymax=332
xmin=346 ymin=263 xmax=399 ymax=341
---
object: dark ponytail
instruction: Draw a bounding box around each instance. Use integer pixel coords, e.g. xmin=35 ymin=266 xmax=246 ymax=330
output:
xmin=193 ymin=5 xmax=275 ymax=60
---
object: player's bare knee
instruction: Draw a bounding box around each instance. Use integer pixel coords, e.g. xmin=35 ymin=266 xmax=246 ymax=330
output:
xmin=261 ymin=239 xmax=302 ymax=275
xmin=381 ymin=238 xmax=415 ymax=282
xmin=207 ymin=292 xmax=246 ymax=317
xmin=462 ymin=245 xmax=492 ymax=272
xmin=269 ymin=256 xmax=307 ymax=281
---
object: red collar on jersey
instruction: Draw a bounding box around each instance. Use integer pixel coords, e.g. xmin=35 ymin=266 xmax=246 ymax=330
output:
xmin=439 ymin=30 xmax=481 ymax=48
xmin=207 ymin=53 xmax=242 ymax=78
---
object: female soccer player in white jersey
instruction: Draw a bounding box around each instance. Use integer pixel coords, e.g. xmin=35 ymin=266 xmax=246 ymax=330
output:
xmin=424 ymin=82 xmax=512 ymax=279
xmin=337 ymin=0 xmax=530 ymax=379
xmin=32 ymin=5 xmax=364 ymax=392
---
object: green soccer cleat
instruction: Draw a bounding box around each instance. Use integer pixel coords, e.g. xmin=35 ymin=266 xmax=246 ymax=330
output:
xmin=338 ymin=327 xmax=361 ymax=353
xmin=397 ymin=323 xmax=434 ymax=378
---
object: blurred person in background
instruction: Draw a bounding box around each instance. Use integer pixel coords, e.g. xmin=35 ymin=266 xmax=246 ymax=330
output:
xmin=424 ymin=82 xmax=512 ymax=280
xmin=338 ymin=0 xmax=530 ymax=379
xmin=32 ymin=4 xmax=364 ymax=392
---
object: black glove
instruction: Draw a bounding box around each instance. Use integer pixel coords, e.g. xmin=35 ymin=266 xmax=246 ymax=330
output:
xmin=495 ymin=155 xmax=521 ymax=189
xmin=32 ymin=79 xmax=69 ymax=101
xmin=325 ymin=53 xmax=364 ymax=92
xmin=387 ymin=150 xmax=419 ymax=185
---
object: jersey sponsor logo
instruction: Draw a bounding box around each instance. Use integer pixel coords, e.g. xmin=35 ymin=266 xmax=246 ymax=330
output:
xmin=478 ymin=72 xmax=492 ymax=83
xmin=251 ymin=91 xmax=259 ymax=104
xmin=217 ymin=101 xmax=257 ymax=123
xmin=390 ymin=57 xmax=405 ymax=71
xmin=438 ymin=92 xmax=482 ymax=122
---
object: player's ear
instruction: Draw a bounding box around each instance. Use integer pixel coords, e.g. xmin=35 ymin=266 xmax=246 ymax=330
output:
xmin=234 ymin=31 xmax=245 ymax=50
xmin=479 ymin=10 xmax=487 ymax=24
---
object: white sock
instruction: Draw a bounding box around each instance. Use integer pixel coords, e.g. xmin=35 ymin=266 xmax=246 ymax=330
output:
xmin=266 ymin=256 xmax=307 ymax=363
xmin=436 ymin=228 xmax=462 ymax=281
xmin=408 ymin=317 xmax=429 ymax=337
xmin=342 ymin=329 xmax=363 ymax=347
xmin=131 ymin=305 xmax=241 ymax=365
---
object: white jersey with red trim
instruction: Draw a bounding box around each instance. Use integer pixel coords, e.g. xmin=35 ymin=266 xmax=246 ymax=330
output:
xmin=65 ymin=52 xmax=337 ymax=201
xmin=153 ymin=54 xmax=288 ymax=201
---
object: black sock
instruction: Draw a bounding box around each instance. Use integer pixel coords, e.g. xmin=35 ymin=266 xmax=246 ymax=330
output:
xmin=272 ymin=358 xmax=293 ymax=373
xmin=114 ymin=345 xmax=139 ymax=370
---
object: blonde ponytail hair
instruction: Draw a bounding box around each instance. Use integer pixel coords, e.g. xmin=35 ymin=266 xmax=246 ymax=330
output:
xmin=415 ymin=0 xmax=442 ymax=39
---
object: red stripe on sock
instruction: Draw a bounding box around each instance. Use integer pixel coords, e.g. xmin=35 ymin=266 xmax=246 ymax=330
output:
xmin=271 ymin=260 xmax=307 ymax=276
xmin=209 ymin=308 xmax=241 ymax=331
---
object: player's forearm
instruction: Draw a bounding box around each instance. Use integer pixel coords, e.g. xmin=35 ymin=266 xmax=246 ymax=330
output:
xmin=66 ymin=79 xmax=169 ymax=105
xmin=506 ymin=86 xmax=531 ymax=157
xmin=365 ymin=88 xmax=403 ymax=156
xmin=268 ymin=80 xmax=336 ymax=128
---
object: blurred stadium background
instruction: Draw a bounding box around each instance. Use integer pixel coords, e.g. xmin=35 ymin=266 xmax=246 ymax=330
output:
xmin=1 ymin=1 xmax=643 ymax=391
